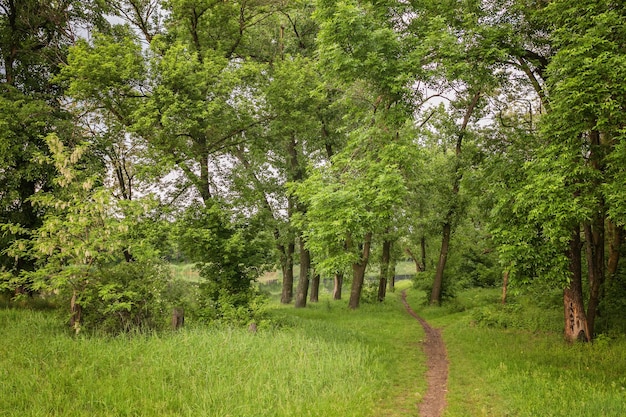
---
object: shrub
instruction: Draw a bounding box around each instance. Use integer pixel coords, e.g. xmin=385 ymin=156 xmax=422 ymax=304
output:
xmin=72 ymin=260 xmax=177 ymax=334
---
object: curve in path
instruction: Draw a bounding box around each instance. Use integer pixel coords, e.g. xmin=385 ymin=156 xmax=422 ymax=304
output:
xmin=401 ymin=290 xmax=449 ymax=417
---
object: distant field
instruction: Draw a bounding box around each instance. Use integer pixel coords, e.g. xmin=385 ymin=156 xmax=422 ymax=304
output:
xmin=171 ymin=261 xmax=418 ymax=285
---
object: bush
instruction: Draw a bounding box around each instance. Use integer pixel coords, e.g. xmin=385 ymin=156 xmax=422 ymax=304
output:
xmin=176 ymin=203 xmax=273 ymax=327
xmin=74 ymin=260 xmax=176 ymax=334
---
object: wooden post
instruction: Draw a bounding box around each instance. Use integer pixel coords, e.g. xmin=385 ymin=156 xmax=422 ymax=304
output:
xmin=171 ymin=308 xmax=184 ymax=330
xmin=501 ymin=269 xmax=509 ymax=304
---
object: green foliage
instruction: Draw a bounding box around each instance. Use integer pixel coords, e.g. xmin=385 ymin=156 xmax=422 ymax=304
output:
xmin=2 ymin=135 xmax=178 ymax=333
xmin=597 ymin=271 xmax=626 ymax=335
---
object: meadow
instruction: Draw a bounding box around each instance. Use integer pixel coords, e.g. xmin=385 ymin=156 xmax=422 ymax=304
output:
xmin=0 ymin=281 xmax=424 ymax=417
xmin=1 ymin=280 xmax=626 ymax=416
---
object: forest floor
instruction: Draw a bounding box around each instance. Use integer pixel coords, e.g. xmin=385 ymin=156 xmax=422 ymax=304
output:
xmin=401 ymin=290 xmax=448 ymax=417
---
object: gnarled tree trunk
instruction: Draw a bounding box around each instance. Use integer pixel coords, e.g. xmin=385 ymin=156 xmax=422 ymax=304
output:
xmin=564 ymin=228 xmax=589 ymax=343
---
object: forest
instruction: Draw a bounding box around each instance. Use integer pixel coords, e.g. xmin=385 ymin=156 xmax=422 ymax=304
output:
xmin=1 ymin=1 xmax=626 ymax=415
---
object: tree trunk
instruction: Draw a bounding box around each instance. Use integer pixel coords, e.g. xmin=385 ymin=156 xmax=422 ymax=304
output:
xmin=564 ymin=228 xmax=589 ymax=343
xmin=309 ymin=272 xmax=320 ymax=303
xmin=198 ymin=154 xmax=212 ymax=204
xmin=420 ymin=236 xmax=427 ymax=271
xmin=378 ymin=239 xmax=392 ymax=302
xmin=581 ymin=129 xmax=606 ymax=338
xmin=233 ymin=147 xmax=295 ymax=304
xmin=171 ymin=308 xmax=184 ymax=330
xmin=584 ymin=219 xmax=604 ymax=338
xmin=501 ymin=269 xmax=509 ymax=304
xmin=294 ymin=237 xmax=310 ymax=308
xmin=70 ymin=290 xmax=82 ymax=334
xmin=388 ymin=258 xmax=397 ymax=293
xmin=406 ymin=247 xmax=425 ymax=273
xmin=281 ymin=241 xmax=295 ymax=304
xmin=607 ymin=220 xmax=622 ymax=281
xmin=349 ymin=232 xmax=372 ymax=309
xmin=333 ymin=272 xmax=343 ymax=300
xmin=431 ymin=221 xmax=451 ymax=305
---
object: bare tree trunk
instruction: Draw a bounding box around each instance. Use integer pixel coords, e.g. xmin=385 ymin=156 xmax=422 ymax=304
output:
xmin=431 ymin=222 xmax=451 ymax=305
xmin=294 ymin=237 xmax=310 ymax=308
xmin=564 ymin=228 xmax=589 ymax=343
xmin=309 ymin=272 xmax=320 ymax=303
xmin=420 ymin=236 xmax=427 ymax=271
xmin=406 ymin=247 xmax=425 ymax=273
xmin=171 ymin=308 xmax=184 ymax=330
xmin=198 ymin=154 xmax=212 ymax=204
xmin=333 ymin=272 xmax=343 ymax=300
xmin=70 ymin=290 xmax=82 ymax=334
xmin=349 ymin=232 xmax=373 ymax=309
xmin=388 ymin=258 xmax=397 ymax=293
xmin=378 ymin=239 xmax=392 ymax=302
xmin=584 ymin=218 xmax=604 ymax=338
xmin=281 ymin=241 xmax=295 ymax=304
xmin=607 ymin=220 xmax=622 ymax=282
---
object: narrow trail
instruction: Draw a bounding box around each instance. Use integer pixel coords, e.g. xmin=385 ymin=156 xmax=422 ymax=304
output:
xmin=401 ymin=290 xmax=449 ymax=417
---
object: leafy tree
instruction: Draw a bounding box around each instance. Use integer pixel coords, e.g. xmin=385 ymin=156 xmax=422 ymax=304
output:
xmin=0 ymin=0 xmax=106 ymax=291
xmin=3 ymin=135 xmax=173 ymax=333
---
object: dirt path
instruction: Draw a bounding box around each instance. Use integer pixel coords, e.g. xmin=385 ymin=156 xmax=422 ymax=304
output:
xmin=401 ymin=290 xmax=448 ymax=417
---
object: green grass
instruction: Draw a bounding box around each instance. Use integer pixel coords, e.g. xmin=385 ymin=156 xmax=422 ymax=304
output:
xmin=406 ymin=287 xmax=626 ymax=417
xmin=0 ymin=290 xmax=425 ymax=417
xmin=3 ymin=284 xmax=626 ymax=416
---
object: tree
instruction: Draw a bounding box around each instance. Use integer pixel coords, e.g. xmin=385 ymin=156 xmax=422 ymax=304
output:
xmin=296 ymin=111 xmax=410 ymax=308
xmin=486 ymin=0 xmax=626 ymax=341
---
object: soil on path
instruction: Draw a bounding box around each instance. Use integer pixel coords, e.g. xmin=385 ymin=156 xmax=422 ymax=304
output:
xmin=401 ymin=290 xmax=449 ymax=417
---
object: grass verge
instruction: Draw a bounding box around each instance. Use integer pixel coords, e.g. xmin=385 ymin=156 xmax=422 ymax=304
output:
xmin=405 ymin=287 xmax=626 ymax=417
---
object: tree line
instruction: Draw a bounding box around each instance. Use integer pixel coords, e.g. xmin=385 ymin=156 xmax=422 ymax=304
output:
xmin=1 ymin=0 xmax=625 ymax=342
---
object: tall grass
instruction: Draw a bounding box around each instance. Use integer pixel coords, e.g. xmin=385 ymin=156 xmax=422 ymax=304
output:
xmin=0 ymin=289 xmax=425 ymax=417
